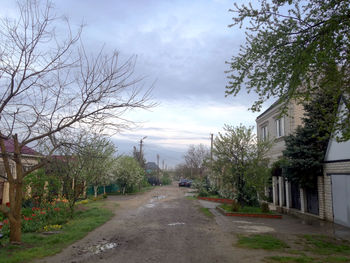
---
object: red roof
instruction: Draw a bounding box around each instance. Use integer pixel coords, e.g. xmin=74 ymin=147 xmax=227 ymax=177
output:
xmin=3 ymin=139 xmax=38 ymax=156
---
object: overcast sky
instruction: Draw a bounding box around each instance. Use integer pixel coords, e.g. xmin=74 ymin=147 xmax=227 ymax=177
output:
xmin=2 ymin=0 xmax=267 ymax=168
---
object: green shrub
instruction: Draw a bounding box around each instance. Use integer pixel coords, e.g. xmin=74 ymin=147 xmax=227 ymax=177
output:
xmin=260 ymin=202 xmax=270 ymax=213
xmin=102 ymin=193 xmax=108 ymax=199
xmin=231 ymin=200 xmax=241 ymax=212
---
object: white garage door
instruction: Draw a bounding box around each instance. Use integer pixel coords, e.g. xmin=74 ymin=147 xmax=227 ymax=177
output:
xmin=331 ymin=174 xmax=350 ymax=227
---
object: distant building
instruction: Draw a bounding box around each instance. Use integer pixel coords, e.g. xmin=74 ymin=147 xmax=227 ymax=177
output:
xmin=0 ymin=139 xmax=40 ymax=205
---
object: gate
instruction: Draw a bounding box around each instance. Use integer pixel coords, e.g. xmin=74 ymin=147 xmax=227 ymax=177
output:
xmin=291 ymin=182 xmax=301 ymax=210
xmin=306 ymin=187 xmax=319 ymax=215
xmin=331 ymin=174 xmax=350 ymax=227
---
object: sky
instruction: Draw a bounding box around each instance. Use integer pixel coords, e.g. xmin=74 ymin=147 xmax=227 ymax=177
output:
xmin=1 ymin=0 xmax=267 ymax=168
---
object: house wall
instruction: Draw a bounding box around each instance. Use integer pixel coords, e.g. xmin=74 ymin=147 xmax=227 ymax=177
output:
xmin=256 ymin=100 xmax=304 ymax=163
xmin=0 ymin=156 xmax=39 ymax=205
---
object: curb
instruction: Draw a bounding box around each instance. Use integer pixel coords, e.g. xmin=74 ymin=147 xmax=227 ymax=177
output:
xmin=216 ymin=206 xmax=282 ymax=219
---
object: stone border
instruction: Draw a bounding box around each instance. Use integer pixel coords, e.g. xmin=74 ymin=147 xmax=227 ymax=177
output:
xmin=216 ymin=206 xmax=282 ymax=219
xmin=197 ymin=196 xmax=234 ymax=204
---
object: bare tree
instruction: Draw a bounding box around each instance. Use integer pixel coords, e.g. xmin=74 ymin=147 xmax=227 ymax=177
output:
xmin=0 ymin=0 xmax=153 ymax=243
xmin=184 ymin=144 xmax=209 ymax=179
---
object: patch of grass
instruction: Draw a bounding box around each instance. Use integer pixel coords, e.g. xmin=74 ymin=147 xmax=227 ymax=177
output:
xmin=237 ymin=234 xmax=288 ymax=250
xmin=220 ymin=204 xmax=273 ymax=214
xmin=0 ymin=201 xmax=114 ymax=263
xmin=302 ymin=235 xmax=350 ymax=255
xmin=267 ymin=256 xmax=315 ymax=263
xmin=324 ymin=256 xmax=350 ymax=262
xmin=199 ymin=207 xmax=214 ymax=217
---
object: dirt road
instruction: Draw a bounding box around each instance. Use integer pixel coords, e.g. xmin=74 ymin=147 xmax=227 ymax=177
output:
xmin=39 ymin=184 xmax=245 ymax=263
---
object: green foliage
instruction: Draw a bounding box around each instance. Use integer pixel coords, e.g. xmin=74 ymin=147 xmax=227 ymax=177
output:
xmin=237 ymin=234 xmax=288 ymax=250
xmin=0 ymin=202 xmax=113 ymax=263
xmin=112 ymin=156 xmax=144 ymax=194
xmin=283 ymin=92 xmax=338 ymax=188
xmin=160 ymin=174 xmax=172 ymax=185
xmin=213 ymin=124 xmax=271 ymax=206
xmin=260 ymin=202 xmax=270 ymax=213
xmin=23 ymin=169 xmax=61 ymax=206
xmin=226 ymin=0 xmax=350 ymax=140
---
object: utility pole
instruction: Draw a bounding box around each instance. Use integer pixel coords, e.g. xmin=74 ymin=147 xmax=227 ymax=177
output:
xmin=139 ymin=136 xmax=147 ymax=167
xmin=162 ymin=160 xmax=165 ymax=170
xmin=157 ymin=154 xmax=160 ymax=177
xmin=210 ymin=133 xmax=215 ymax=187
xmin=210 ymin=133 xmax=213 ymax=166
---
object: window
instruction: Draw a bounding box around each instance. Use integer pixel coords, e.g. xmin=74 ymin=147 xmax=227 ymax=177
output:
xmin=276 ymin=117 xmax=285 ymax=138
xmin=261 ymin=126 xmax=268 ymax=141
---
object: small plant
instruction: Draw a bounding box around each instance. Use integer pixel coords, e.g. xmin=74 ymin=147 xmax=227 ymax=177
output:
xmin=231 ymin=200 xmax=241 ymax=212
xmin=77 ymin=199 xmax=90 ymax=205
xmin=103 ymin=193 xmax=108 ymax=199
xmin=43 ymin=224 xmax=62 ymax=232
xmin=260 ymin=202 xmax=270 ymax=213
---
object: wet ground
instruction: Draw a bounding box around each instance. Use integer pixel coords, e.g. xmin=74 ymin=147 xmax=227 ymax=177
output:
xmin=38 ymin=184 xmax=350 ymax=263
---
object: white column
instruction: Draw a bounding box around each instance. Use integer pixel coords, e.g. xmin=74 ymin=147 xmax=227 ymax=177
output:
xmin=285 ymin=180 xmax=292 ymax=208
xmin=300 ymin=188 xmax=306 ymax=213
xmin=272 ymin=176 xmax=279 ymax=205
xmin=278 ymin=176 xmax=285 ymax=206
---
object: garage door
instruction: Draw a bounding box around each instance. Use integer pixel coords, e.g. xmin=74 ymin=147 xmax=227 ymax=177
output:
xmin=331 ymin=174 xmax=350 ymax=227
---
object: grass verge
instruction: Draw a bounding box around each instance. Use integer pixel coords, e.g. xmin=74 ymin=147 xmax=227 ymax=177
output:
xmin=220 ymin=204 xmax=272 ymax=214
xmin=237 ymin=234 xmax=288 ymax=250
xmin=199 ymin=207 xmax=214 ymax=218
xmin=302 ymin=235 xmax=350 ymax=255
xmin=0 ymin=201 xmax=114 ymax=263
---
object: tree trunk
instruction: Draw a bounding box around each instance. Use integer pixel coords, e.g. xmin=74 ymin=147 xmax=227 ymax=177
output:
xmin=103 ymin=185 xmax=106 ymax=194
xmin=94 ymin=185 xmax=98 ymax=198
xmin=9 ymin=216 xmax=21 ymax=244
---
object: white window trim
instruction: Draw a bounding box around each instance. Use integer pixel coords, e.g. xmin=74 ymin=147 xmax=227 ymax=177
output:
xmin=276 ymin=117 xmax=285 ymax=138
xmin=261 ymin=126 xmax=268 ymax=141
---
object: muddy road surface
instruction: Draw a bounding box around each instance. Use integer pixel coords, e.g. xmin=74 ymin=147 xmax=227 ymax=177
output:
xmin=39 ymin=184 xmax=243 ymax=263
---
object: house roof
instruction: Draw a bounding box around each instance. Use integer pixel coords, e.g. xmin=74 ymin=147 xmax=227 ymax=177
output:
xmin=3 ymin=139 xmax=39 ymax=156
xmin=256 ymin=99 xmax=282 ymax=120
xmin=145 ymin=162 xmax=159 ymax=170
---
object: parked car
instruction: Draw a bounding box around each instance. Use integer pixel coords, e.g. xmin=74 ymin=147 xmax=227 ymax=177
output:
xmin=179 ymin=179 xmax=192 ymax=187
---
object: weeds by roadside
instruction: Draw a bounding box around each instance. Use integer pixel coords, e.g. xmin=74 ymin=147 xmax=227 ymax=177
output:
xmin=237 ymin=234 xmax=288 ymax=250
xmin=236 ymin=234 xmax=350 ymax=263
xmin=0 ymin=200 xmax=114 ymax=263
xmin=199 ymin=207 xmax=214 ymax=218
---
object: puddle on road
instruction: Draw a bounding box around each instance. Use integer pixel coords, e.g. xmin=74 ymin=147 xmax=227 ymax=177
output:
xmin=143 ymin=195 xmax=167 ymax=209
xmin=168 ymin=222 xmax=186 ymax=226
xmin=151 ymin=195 xmax=166 ymax=201
xmin=237 ymin=225 xmax=275 ymax=233
xmin=86 ymin=242 xmax=119 ymax=255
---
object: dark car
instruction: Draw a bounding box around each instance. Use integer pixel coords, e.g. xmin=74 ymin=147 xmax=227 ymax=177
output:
xmin=179 ymin=179 xmax=191 ymax=187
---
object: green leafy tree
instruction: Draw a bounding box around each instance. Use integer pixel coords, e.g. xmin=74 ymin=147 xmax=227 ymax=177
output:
xmin=283 ymin=91 xmax=338 ymax=188
xmin=80 ymin=136 xmax=116 ymax=198
xmin=226 ymin=0 xmax=349 ymax=139
xmin=213 ymin=124 xmax=271 ymax=206
xmin=112 ymin=156 xmax=144 ymax=194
